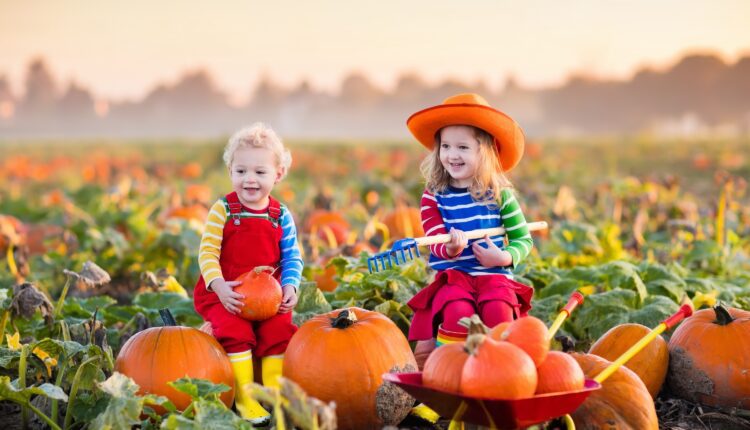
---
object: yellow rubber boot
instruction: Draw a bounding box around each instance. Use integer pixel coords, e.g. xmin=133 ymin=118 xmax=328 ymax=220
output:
xmin=229 ymin=350 xmax=271 ymax=426
xmin=261 ymin=355 xmax=284 ymax=391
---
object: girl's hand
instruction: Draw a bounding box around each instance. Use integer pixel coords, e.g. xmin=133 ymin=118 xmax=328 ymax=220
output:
xmin=210 ymin=279 xmax=244 ymax=314
xmin=445 ymin=228 xmax=468 ymax=258
xmin=279 ymin=285 xmax=298 ymax=313
xmin=472 ymin=235 xmax=514 ymax=267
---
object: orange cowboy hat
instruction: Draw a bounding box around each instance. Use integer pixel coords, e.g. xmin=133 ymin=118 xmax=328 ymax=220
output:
xmin=406 ymin=93 xmax=525 ymax=172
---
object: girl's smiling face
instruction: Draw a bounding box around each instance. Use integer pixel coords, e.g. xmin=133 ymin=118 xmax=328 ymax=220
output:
xmin=439 ymin=125 xmax=481 ymax=188
xmin=230 ymin=146 xmax=282 ymax=209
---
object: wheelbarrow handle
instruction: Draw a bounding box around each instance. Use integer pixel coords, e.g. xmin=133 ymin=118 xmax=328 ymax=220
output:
xmin=414 ymin=221 xmax=549 ymax=247
xmin=593 ymin=304 xmax=693 ymax=384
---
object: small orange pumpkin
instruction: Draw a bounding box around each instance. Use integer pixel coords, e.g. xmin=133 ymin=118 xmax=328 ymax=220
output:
xmin=487 ymin=321 xmax=511 ymax=341
xmin=423 ymin=343 xmax=468 ymax=394
xmin=115 ymin=309 xmax=235 ymax=412
xmin=535 ymin=351 xmax=585 ymax=394
xmin=589 ymin=323 xmax=668 ymax=398
xmin=283 ymin=308 xmax=417 ymax=430
xmin=667 ymin=304 xmax=750 ymax=409
xmin=499 ymin=316 xmax=549 ymax=367
xmin=234 ymin=266 xmax=282 ymax=321
xmin=460 ymin=334 xmax=537 ymax=399
xmin=422 ymin=316 xmax=487 ymax=391
xmin=313 ymin=264 xmax=338 ymax=292
xmin=571 ymin=353 xmax=658 ymax=430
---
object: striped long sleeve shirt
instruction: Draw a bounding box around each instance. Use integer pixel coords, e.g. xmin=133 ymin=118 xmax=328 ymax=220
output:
xmin=198 ymin=199 xmax=304 ymax=289
xmin=420 ymin=186 xmax=532 ymax=278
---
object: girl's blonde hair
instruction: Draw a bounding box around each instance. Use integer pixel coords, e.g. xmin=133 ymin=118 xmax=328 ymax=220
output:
xmin=420 ymin=125 xmax=513 ymax=204
xmin=223 ymin=123 xmax=292 ymax=179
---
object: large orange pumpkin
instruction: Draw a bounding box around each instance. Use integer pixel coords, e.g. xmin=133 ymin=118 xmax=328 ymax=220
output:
xmin=589 ymin=323 xmax=668 ymax=398
xmin=667 ymin=304 xmax=750 ymax=409
xmin=571 ymin=353 xmax=658 ymax=430
xmin=234 ymin=266 xmax=283 ymax=321
xmin=283 ymin=308 xmax=417 ymax=430
xmin=535 ymin=351 xmax=585 ymax=394
xmin=460 ymin=334 xmax=537 ymax=399
xmin=115 ymin=309 xmax=235 ymax=412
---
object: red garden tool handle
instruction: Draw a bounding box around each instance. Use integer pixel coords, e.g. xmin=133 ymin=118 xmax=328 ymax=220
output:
xmin=547 ymin=291 xmax=585 ymax=341
xmin=594 ymin=304 xmax=693 ymax=384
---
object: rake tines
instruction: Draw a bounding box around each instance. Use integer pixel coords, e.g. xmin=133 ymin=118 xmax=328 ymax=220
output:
xmin=367 ymin=238 xmax=420 ymax=273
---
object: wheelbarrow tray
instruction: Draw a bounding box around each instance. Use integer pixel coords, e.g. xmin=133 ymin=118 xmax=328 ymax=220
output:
xmin=383 ymin=372 xmax=600 ymax=429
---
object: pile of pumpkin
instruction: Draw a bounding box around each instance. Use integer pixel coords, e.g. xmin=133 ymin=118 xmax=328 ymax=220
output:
xmin=423 ymin=315 xmax=585 ymax=399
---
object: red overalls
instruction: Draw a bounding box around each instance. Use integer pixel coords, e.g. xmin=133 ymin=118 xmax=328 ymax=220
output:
xmin=194 ymin=192 xmax=298 ymax=355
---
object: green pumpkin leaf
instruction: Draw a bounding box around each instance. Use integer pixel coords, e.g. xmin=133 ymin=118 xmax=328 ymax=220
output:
xmin=294 ymin=281 xmax=332 ymax=315
xmin=602 ymin=261 xmax=648 ymax=304
xmin=0 ymin=347 xmax=21 ymax=368
xmin=161 ymin=414 xmax=198 ymax=430
xmin=0 ymin=375 xmax=68 ymax=404
xmin=192 ymin=398 xmax=253 ymax=429
xmin=628 ymin=296 xmax=679 ymax=329
xmin=169 ymin=377 xmax=231 ymax=400
xmin=90 ymin=373 xmax=145 ymax=430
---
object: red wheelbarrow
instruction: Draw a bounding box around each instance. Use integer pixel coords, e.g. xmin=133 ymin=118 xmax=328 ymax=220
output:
xmin=385 ymin=303 xmax=693 ymax=430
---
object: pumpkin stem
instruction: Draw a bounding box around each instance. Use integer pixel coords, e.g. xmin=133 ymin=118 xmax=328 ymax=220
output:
xmin=457 ymin=314 xmax=489 ymax=335
xmin=463 ymin=333 xmax=487 ymax=356
xmin=331 ymin=309 xmax=358 ymax=329
xmin=254 ymin=265 xmax=277 ymax=275
xmin=159 ymin=308 xmax=177 ymax=326
xmin=713 ymin=303 xmax=734 ymax=326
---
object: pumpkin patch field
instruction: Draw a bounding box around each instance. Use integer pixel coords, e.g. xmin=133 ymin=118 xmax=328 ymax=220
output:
xmin=0 ymin=138 xmax=749 ymax=429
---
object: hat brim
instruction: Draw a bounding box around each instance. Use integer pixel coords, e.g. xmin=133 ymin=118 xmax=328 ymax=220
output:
xmin=406 ymin=103 xmax=525 ymax=172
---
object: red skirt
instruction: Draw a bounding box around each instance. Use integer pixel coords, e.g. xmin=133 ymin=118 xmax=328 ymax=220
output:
xmin=407 ymin=269 xmax=533 ymax=341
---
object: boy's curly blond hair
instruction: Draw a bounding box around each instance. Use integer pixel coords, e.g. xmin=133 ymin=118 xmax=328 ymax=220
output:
xmin=223 ymin=123 xmax=292 ymax=179
xmin=420 ymin=125 xmax=513 ymax=204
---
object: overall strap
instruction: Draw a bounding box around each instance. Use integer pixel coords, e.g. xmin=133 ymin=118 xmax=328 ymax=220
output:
xmin=224 ymin=192 xmax=243 ymax=226
xmin=267 ymin=197 xmax=282 ymax=229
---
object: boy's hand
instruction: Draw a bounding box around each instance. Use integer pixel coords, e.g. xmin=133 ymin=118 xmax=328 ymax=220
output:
xmin=472 ymin=235 xmax=513 ymax=267
xmin=279 ymin=285 xmax=298 ymax=313
xmin=210 ymin=279 xmax=244 ymax=315
xmin=445 ymin=228 xmax=468 ymax=258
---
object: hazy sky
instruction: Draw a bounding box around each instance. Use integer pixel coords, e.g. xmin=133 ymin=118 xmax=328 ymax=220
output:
xmin=1 ymin=0 xmax=749 ymax=103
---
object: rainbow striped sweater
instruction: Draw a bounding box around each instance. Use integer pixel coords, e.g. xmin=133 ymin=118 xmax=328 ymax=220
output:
xmin=420 ymin=186 xmax=532 ymax=278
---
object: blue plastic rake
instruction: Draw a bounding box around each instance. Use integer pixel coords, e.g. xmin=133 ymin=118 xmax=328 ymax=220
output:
xmin=367 ymin=221 xmax=549 ymax=273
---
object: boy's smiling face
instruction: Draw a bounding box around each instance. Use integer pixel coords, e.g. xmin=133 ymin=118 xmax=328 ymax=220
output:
xmin=230 ymin=146 xmax=282 ymax=210
xmin=439 ymin=125 xmax=480 ymax=188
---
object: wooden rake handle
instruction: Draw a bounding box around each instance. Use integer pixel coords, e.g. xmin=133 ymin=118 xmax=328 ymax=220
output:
xmin=413 ymin=221 xmax=549 ymax=247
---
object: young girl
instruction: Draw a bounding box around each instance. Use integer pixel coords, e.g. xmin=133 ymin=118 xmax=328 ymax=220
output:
xmin=406 ymin=93 xmax=534 ymax=348
xmin=193 ymin=123 xmax=303 ymax=425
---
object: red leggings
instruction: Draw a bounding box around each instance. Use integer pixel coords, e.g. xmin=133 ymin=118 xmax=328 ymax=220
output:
xmin=441 ymin=299 xmax=514 ymax=333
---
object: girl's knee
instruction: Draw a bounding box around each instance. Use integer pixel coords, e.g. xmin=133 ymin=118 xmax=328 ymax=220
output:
xmin=479 ymin=300 xmax=515 ymax=327
xmin=442 ymin=300 xmax=476 ymax=331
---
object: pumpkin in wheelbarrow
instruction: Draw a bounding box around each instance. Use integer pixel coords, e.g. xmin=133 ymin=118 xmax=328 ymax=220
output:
xmin=283 ymin=308 xmax=417 ymax=430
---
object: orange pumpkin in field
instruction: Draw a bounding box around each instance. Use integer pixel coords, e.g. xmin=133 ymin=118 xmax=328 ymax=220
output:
xmin=115 ymin=310 xmax=235 ymax=412
xmin=234 ymin=266 xmax=283 ymax=321
xmin=383 ymin=205 xmax=424 ymax=239
xmin=283 ymin=308 xmax=417 ymax=430
xmin=304 ymin=210 xmax=350 ymax=246
xmin=460 ymin=334 xmax=537 ymax=399
xmin=589 ymin=323 xmax=669 ymax=398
